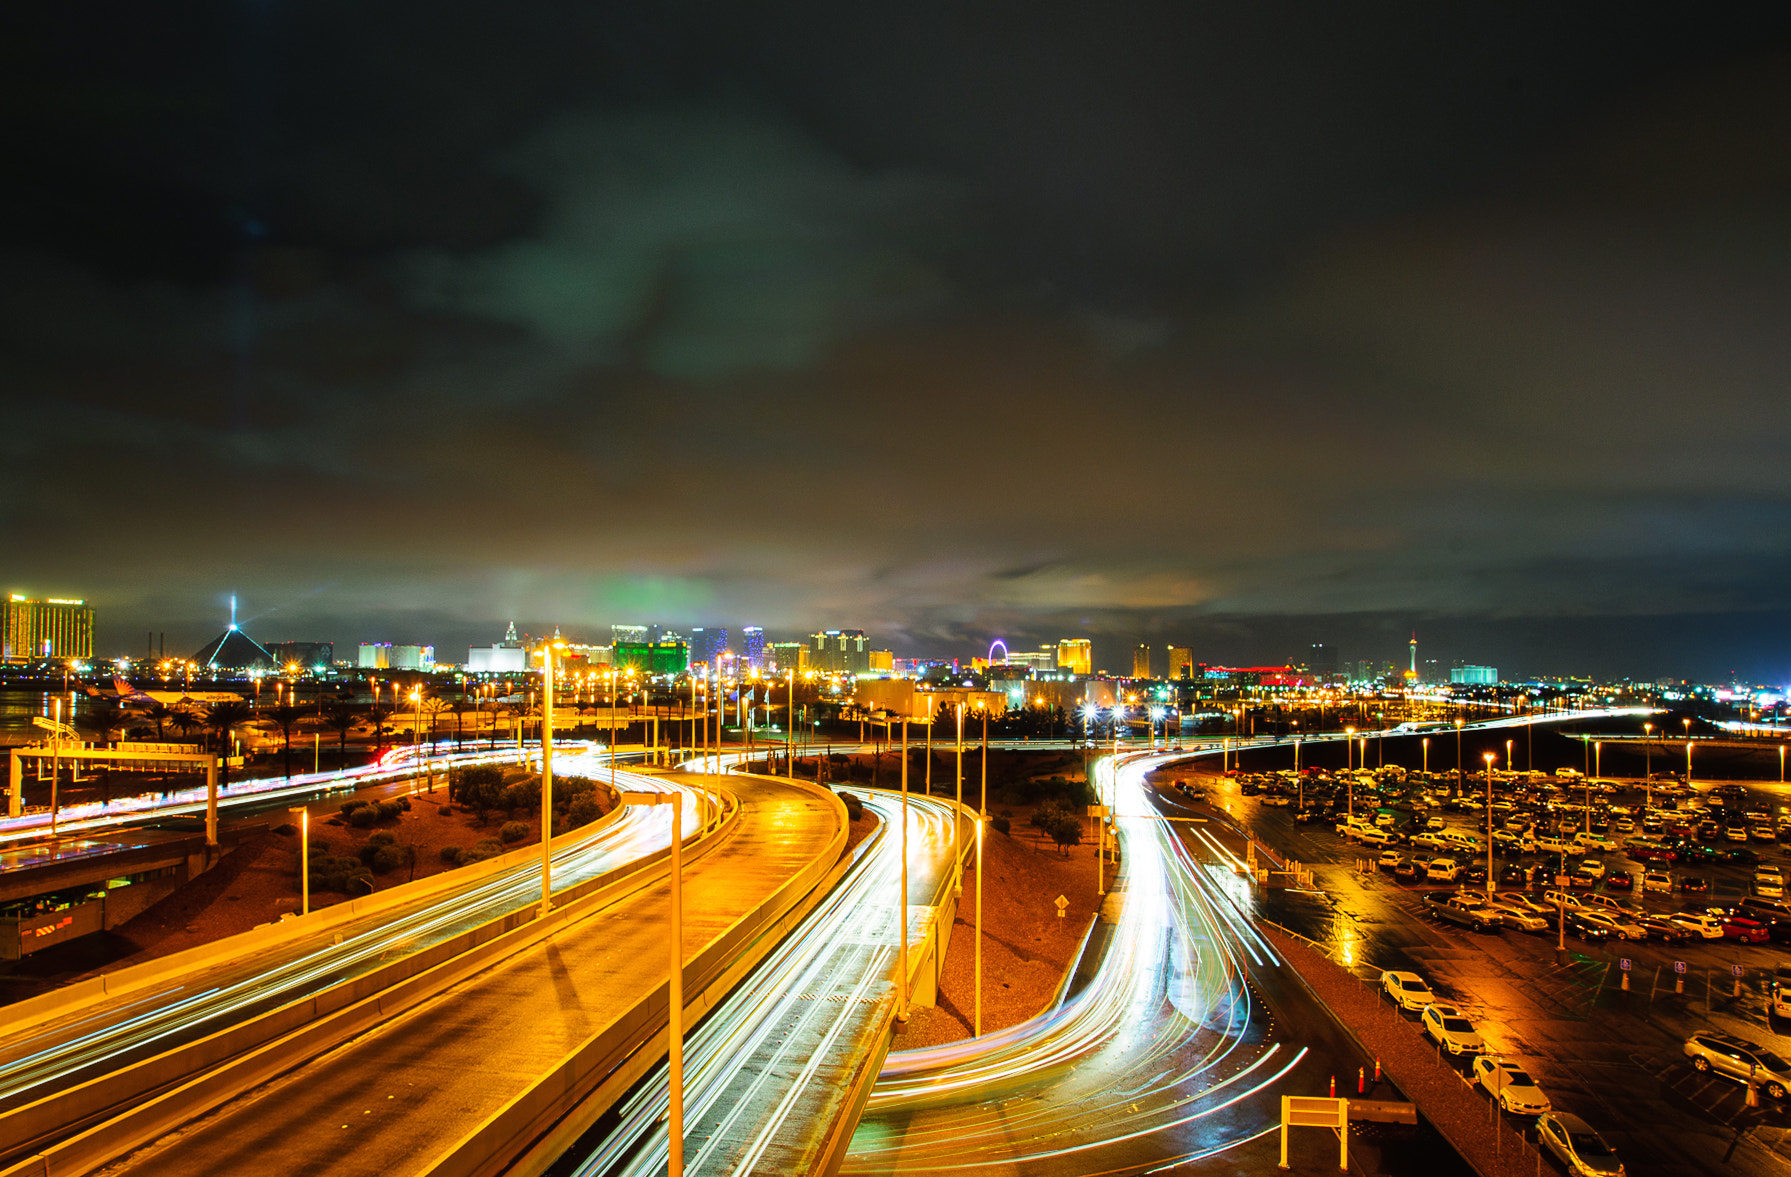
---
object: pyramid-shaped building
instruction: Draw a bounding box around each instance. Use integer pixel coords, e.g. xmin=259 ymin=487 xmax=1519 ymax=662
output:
xmin=192 ymin=625 xmax=276 ymax=673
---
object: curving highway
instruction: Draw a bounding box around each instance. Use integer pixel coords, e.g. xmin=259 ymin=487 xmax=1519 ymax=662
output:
xmin=843 ymin=752 xmax=1322 ymax=1175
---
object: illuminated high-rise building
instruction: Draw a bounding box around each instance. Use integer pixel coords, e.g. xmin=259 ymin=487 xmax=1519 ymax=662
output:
xmin=742 ymin=626 xmax=765 ymax=672
xmin=769 ymin=642 xmax=809 ymax=674
xmin=810 ymin=629 xmax=869 ymax=675
xmin=1132 ymin=644 xmax=1151 ymax=679
xmin=611 ymin=624 xmax=648 ymax=647
xmin=1056 ymin=639 xmax=1091 ymax=676
xmin=2 ymin=594 xmax=94 ymax=662
xmin=690 ymin=626 xmax=729 ymax=667
xmin=1166 ymin=646 xmax=1194 ymax=680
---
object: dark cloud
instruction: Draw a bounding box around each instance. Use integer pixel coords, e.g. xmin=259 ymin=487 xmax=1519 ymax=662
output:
xmin=3 ymin=5 xmax=1790 ymax=680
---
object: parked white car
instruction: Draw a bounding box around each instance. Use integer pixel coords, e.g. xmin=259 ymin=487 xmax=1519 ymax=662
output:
xmin=1472 ymin=1055 xmax=1551 ymax=1114
xmin=1380 ymin=969 xmax=1438 ymax=1011
xmin=1421 ymin=1003 xmax=1486 ymax=1055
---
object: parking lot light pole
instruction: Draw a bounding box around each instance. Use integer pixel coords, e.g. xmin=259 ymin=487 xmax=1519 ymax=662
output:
xmin=1484 ymin=752 xmax=1496 ymax=896
xmin=1685 ymin=740 xmax=1693 ymax=788
xmin=1455 ymin=718 xmax=1464 ymax=795
xmin=1422 ymin=737 xmax=1428 ymax=775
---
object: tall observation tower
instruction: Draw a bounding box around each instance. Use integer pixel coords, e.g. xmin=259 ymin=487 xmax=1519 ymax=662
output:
xmin=1407 ymin=633 xmax=1418 ymax=681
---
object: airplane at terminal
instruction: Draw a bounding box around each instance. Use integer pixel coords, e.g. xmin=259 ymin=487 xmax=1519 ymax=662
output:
xmin=97 ymin=677 xmax=245 ymax=707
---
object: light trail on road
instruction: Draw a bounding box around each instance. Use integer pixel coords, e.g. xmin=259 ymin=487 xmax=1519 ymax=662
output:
xmin=843 ymin=752 xmax=1308 ymax=1175
xmin=564 ymin=781 xmax=964 ymax=1177
xmin=0 ymin=741 xmax=613 ymax=847
xmin=0 ymin=751 xmax=696 ymax=1110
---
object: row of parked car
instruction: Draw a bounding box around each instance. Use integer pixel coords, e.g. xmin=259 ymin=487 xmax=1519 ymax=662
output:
xmin=1378 ymin=969 xmax=1630 ymax=1175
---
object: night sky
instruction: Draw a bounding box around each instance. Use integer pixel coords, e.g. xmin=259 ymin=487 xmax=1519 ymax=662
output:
xmin=5 ymin=4 xmax=1791 ymax=681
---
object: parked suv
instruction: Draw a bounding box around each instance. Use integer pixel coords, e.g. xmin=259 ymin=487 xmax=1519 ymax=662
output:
xmin=1684 ymin=1032 xmax=1791 ymax=1100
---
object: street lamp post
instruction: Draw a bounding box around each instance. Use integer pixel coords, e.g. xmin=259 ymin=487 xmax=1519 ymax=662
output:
xmin=787 ymin=671 xmax=796 ymax=780
xmin=954 ymin=702 xmax=964 ymax=898
xmin=898 ymin=714 xmax=910 ymax=1022
xmin=1643 ymin=722 xmax=1652 ymax=787
xmin=621 ymin=790 xmax=684 ymax=1174
xmin=975 ymin=702 xmax=988 ymax=1037
xmin=1686 ymin=741 xmax=1693 ymax=788
xmin=1422 ymin=737 xmax=1429 ymax=775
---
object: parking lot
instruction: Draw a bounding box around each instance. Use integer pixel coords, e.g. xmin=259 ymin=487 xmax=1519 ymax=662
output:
xmin=1159 ymin=763 xmax=1791 ymax=1177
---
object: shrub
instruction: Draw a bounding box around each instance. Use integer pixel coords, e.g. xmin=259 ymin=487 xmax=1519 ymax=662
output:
xmin=307 ymin=840 xmax=331 ymax=858
xmin=439 ymin=805 xmax=455 ymax=817
xmin=500 ymin=781 xmax=539 ymax=812
xmin=440 ymin=845 xmax=464 ymax=865
xmin=567 ymin=795 xmax=602 ymax=828
xmin=449 ymin=764 xmax=506 ymax=811
xmin=348 ymin=806 xmax=378 ymax=828
xmin=836 ymin=791 xmax=864 ymax=822
xmin=311 ymin=854 xmax=372 ymax=893
xmin=499 ymin=821 xmax=530 ymax=844
xmin=374 ymin=799 xmax=405 ymax=822
xmin=368 ymin=830 xmax=397 ymax=847
xmin=466 ymin=838 xmax=505 ymax=862
xmin=273 ymin=823 xmax=296 ymax=837
xmin=991 ymin=815 xmax=1011 ymax=836
xmin=370 ymin=843 xmax=407 ymax=873
xmin=339 ymin=801 xmax=364 ymax=818
xmin=398 ymin=796 xmax=412 ymax=812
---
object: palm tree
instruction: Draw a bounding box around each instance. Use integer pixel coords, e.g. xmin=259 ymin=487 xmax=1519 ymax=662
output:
xmin=267 ymin=703 xmax=306 ymax=779
xmin=321 ymin=705 xmax=358 ymax=766
xmin=204 ymin=700 xmax=255 ymax=788
xmin=143 ymin=701 xmax=175 ymax=741
xmin=169 ymin=707 xmax=205 ymax=744
xmin=82 ymin=700 xmax=127 ymax=744
xmin=366 ymin=705 xmax=393 ymax=757
xmin=449 ymin=699 xmax=479 ymax=750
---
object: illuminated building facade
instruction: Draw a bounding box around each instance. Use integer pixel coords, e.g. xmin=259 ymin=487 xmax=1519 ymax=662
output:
xmin=468 ymin=621 xmax=527 ymax=673
xmin=867 ymin=649 xmax=894 ymax=672
xmin=1006 ymin=648 xmax=1056 ymax=672
xmin=614 ymin=641 xmax=690 ymax=675
xmin=1167 ymin=646 xmax=1194 ymax=679
xmin=1132 ymin=644 xmax=1151 ymax=679
xmin=1450 ymin=664 xmax=1498 ymax=685
xmin=769 ymin=642 xmax=809 ymax=674
xmin=742 ymin=626 xmax=765 ymax=672
xmin=611 ymin=624 xmax=648 ymax=647
xmin=1057 ymin=639 xmax=1092 ymax=676
xmin=267 ymin=641 xmax=334 ymax=672
xmin=810 ymin=629 xmax=869 ymax=674
xmin=690 ymin=626 xmax=730 ymax=668
xmin=2 ymin=595 xmax=93 ymax=662
xmin=358 ymin=643 xmax=434 ymax=671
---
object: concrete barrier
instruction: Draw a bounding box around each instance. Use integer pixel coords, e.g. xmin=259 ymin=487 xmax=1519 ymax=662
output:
xmin=0 ymin=793 xmax=737 ymax=1177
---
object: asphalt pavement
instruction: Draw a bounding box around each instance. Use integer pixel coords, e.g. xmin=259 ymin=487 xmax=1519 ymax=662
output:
xmin=1195 ymin=768 xmax=1791 ymax=1177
